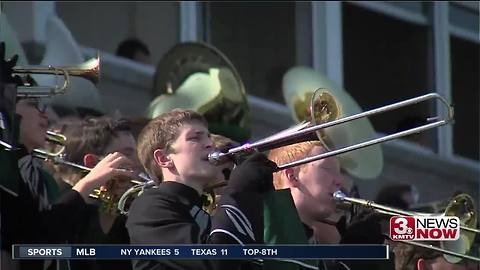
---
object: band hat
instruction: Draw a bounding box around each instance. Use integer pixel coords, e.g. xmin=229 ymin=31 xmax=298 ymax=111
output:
xmin=283 ymin=66 xmax=383 ymax=179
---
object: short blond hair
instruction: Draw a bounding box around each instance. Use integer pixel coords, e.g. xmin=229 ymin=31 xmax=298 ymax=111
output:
xmin=267 ymin=140 xmax=322 ymax=189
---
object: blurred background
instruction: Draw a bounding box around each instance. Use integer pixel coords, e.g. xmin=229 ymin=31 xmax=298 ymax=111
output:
xmin=1 ymin=1 xmax=478 ymax=208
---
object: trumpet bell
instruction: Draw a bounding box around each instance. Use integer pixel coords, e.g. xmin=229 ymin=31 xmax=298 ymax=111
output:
xmin=62 ymin=54 xmax=100 ymax=84
xmin=20 ymin=15 xmax=103 ymax=112
xmin=282 ymin=66 xmax=383 ymax=179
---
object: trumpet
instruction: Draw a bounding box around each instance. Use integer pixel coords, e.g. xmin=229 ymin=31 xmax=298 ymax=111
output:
xmin=30 ymin=130 xmax=68 ymax=163
xmin=32 ymin=131 xmax=152 ymax=214
xmin=48 ymin=154 xmax=151 ymax=215
xmin=209 ymin=91 xmax=453 ymax=172
xmin=12 ymin=52 xmax=100 ymax=97
xmin=90 ymin=177 xmax=148 ymax=215
xmin=333 ymin=190 xmax=480 ymax=263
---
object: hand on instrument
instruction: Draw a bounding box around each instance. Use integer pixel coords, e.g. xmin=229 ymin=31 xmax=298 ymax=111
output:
xmin=73 ymin=152 xmax=137 ymax=201
xmin=0 ymin=42 xmax=23 ymax=86
xmin=226 ymin=152 xmax=278 ymax=194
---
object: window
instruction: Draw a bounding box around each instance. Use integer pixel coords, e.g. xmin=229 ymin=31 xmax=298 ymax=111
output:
xmin=342 ymin=2 xmax=434 ymax=149
xmin=451 ymin=37 xmax=479 ymax=161
xmin=449 ymin=2 xmax=479 ymax=34
xmin=57 ymin=2 xmax=179 ymax=65
xmin=207 ymin=2 xmax=296 ymax=104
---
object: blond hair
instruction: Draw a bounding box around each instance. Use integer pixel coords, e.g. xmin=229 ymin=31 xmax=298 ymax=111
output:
xmin=267 ymin=140 xmax=322 ymax=189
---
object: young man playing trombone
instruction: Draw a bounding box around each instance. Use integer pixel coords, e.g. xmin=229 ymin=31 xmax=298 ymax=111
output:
xmin=269 ymin=141 xmax=400 ymax=270
xmin=268 ymin=141 xmax=344 ymax=231
xmin=127 ymin=109 xmax=277 ymax=270
xmin=267 ymin=140 xmax=350 ymax=270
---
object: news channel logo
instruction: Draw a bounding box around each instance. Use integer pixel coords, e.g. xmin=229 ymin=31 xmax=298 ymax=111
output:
xmin=389 ymin=216 xmax=460 ymax=241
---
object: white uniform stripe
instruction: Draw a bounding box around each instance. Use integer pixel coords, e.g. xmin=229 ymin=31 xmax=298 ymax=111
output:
xmin=209 ymin=229 xmax=245 ymax=245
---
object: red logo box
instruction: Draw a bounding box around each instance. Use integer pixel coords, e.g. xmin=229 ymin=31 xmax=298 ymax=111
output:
xmin=390 ymin=216 xmax=415 ymax=240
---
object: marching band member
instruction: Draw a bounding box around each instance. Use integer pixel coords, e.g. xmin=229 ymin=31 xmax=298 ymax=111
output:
xmin=1 ymin=44 xmax=137 ymax=270
xmin=266 ymin=140 xmax=349 ymax=270
xmin=126 ymin=109 xmax=276 ymax=270
xmin=46 ymin=116 xmax=138 ymax=270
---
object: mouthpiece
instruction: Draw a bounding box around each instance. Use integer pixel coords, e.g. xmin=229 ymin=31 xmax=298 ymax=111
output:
xmin=208 ymin=151 xmax=231 ymax=165
xmin=333 ymin=190 xmax=347 ymax=201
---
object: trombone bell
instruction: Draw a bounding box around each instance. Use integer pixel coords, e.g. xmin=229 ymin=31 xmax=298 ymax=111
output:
xmin=208 ymin=93 xmax=453 ymax=175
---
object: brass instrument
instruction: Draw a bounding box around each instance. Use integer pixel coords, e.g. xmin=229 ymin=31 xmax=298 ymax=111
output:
xmin=86 ymin=170 xmax=150 ymax=215
xmin=148 ymin=42 xmax=250 ymax=143
xmin=208 ymin=91 xmax=454 ymax=172
xmin=122 ymin=90 xmax=454 ymax=215
xmin=201 ymin=181 xmax=228 ymax=214
xmin=282 ymin=66 xmax=383 ymax=179
xmin=12 ymin=52 xmax=100 ymax=98
xmin=117 ymin=179 xmax=222 ymax=215
xmin=32 ymin=131 xmax=151 ymax=214
xmin=136 ymin=42 xmax=251 ymax=214
xmin=32 ymin=131 xmax=67 ymax=158
xmin=117 ymin=179 xmax=156 ymax=215
xmin=333 ymin=190 xmax=480 ymax=263
xmin=117 ymin=176 xmax=229 ymax=215
xmin=90 ymin=178 xmax=146 ymax=215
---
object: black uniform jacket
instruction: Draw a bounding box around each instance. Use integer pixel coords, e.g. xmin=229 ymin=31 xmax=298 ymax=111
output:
xmin=126 ymin=181 xmax=265 ymax=270
xmin=1 ymin=147 xmax=92 ymax=270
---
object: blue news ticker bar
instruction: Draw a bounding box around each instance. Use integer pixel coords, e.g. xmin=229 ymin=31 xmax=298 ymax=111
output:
xmin=13 ymin=245 xmax=389 ymax=260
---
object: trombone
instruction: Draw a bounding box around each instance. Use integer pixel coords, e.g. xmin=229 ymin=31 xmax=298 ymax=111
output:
xmin=333 ymin=190 xmax=480 ymax=263
xmin=12 ymin=52 xmax=100 ymax=97
xmin=119 ymin=92 xmax=454 ymax=214
xmin=208 ymin=91 xmax=454 ymax=171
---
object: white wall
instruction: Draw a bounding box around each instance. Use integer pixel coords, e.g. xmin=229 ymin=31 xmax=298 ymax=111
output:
xmin=56 ymin=1 xmax=179 ymax=65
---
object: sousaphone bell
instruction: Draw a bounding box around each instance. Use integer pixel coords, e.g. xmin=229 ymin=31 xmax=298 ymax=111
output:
xmin=148 ymin=42 xmax=250 ymax=143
